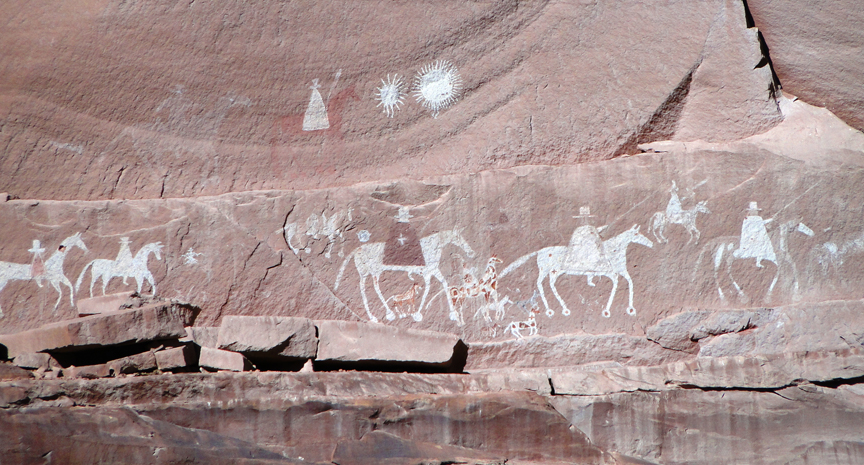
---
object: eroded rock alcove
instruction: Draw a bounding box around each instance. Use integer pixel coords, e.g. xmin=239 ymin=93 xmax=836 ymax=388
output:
xmin=1 ymin=0 xmax=864 ymax=463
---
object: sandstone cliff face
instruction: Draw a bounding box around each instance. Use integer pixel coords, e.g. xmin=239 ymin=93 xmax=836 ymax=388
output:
xmin=1 ymin=0 xmax=863 ymax=463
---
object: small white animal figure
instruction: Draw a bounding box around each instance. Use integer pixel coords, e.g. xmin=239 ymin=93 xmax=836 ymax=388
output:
xmin=504 ymin=309 xmax=538 ymax=339
xmin=387 ymin=282 xmax=423 ymax=319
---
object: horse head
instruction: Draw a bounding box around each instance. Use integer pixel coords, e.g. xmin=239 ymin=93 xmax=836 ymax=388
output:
xmin=450 ymin=228 xmax=476 ymax=258
xmin=61 ymin=232 xmax=88 ymax=253
xmin=629 ymin=224 xmax=654 ymax=249
xmin=138 ymin=242 xmax=164 ymax=261
xmin=695 ymin=200 xmax=711 ymax=214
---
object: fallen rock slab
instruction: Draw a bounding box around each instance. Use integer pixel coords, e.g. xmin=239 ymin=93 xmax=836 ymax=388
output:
xmin=217 ymin=316 xmax=317 ymax=360
xmin=315 ymin=320 xmax=461 ymax=368
xmin=76 ymin=291 xmax=136 ymax=317
xmin=0 ymin=302 xmax=194 ymax=358
xmin=184 ymin=327 xmax=220 ymax=348
xmin=13 ymin=352 xmax=53 ymax=370
xmin=108 ymin=350 xmax=158 ymax=375
xmin=466 ymin=333 xmax=689 ymax=370
xmin=155 ymin=345 xmax=198 ymax=372
xmin=199 ymin=347 xmax=253 ymax=372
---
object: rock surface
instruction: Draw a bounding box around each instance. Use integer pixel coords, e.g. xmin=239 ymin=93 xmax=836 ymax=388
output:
xmin=0 ymin=302 xmax=193 ymax=358
xmin=217 ymin=315 xmax=317 ymax=360
xmin=748 ymin=0 xmax=864 ymax=132
xmin=76 ymin=291 xmax=136 ymax=316
xmin=316 ymin=319 xmax=461 ymax=367
xmin=0 ymin=0 xmax=782 ymax=201
xmin=1 ymin=0 xmax=864 ymax=463
xmin=199 ymin=347 xmax=254 ymax=372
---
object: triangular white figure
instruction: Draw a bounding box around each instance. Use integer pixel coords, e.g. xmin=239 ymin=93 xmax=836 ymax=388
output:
xmin=303 ymin=79 xmax=330 ymax=131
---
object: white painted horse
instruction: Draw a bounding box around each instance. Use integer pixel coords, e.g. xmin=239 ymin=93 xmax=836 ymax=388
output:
xmin=76 ymin=242 xmax=163 ymax=297
xmin=0 ymin=233 xmax=88 ymax=316
xmin=698 ymin=220 xmax=813 ymax=303
xmin=500 ymin=224 xmax=653 ymax=318
xmin=335 ymin=229 xmax=475 ymax=324
xmin=649 ymin=200 xmax=710 ymax=245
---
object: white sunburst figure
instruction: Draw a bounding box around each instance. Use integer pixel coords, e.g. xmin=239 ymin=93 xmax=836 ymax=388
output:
xmin=376 ymin=74 xmax=405 ymax=118
xmin=413 ymin=60 xmax=462 ymax=118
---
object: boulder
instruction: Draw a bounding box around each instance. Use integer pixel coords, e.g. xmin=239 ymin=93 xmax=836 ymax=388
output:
xmin=13 ymin=352 xmax=53 ymax=370
xmin=64 ymin=364 xmax=113 ymax=380
xmin=76 ymin=291 xmax=137 ymax=317
xmin=184 ymin=327 xmax=220 ymax=349
xmin=155 ymin=345 xmax=198 ymax=372
xmin=107 ymin=350 xmax=158 ymax=375
xmin=0 ymin=302 xmax=193 ymax=359
xmin=199 ymin=347 xmax=253 ymax=372
xmin=315 ymin=320 xmax=461 ymax=367
xmin=217 ymin=316 xmax=317 ymax=360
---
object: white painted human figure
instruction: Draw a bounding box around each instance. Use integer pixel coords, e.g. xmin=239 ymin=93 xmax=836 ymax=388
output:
xmin=698 ymin=202 xmax=813 ymax=304
xmin=29 ymin=240 xmax=46 ymax=287
xmin=733 ymin=202 xmax=776 ymax=268
xmin=649 ymin=181 xmax=710 ymax=245
xmin=563 ymin=207 xmax=611 ymax=290
xmin=302 ymin=79 xmax=330 ymax=131
xmin=0 ymin=233 xmax=88 ymax=316
xmin=76 ymin=240 xmax=163 ymax=297
xmin=181 ymin=248 xmax=203 ymax=265
xmin=113 ymin=237 xmax=134 ymax=284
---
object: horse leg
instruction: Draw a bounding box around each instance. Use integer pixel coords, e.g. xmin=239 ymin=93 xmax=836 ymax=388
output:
xmin=548 ymin=272 xmax=571 ymax=316
xmin=411 ymin=274 xmax=433 ymax=322
xmin=358 ymin=275 xmax=379 ymax=323
xmin=372 ymin=276 xmax=396 ymax=321
xmin=61 ymin=275 xmax=75 ymax=307
xmin=713 ymin=245 xmax=727 ymax=301
xmin=602 ymin=274 xmax=618 ymax=318
xmin=51 ymin=280 xmax=63 ymax=312
xmin=621 ymin=271 xmax=637 ymax=315
xmin=766 ymin=260 xmax=780 ymax=302
xmin=727 ymin=254 xmax=747 ymax=303
xmin=536 ymin=271 xmax=554 ymax=318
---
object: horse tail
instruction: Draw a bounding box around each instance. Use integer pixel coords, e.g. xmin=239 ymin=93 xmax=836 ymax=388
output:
xmin=334 ymin=247 xmax=359 ymax=291
xmin=75 ymin=260 xmax=95 ymax=292
xmin=500 ymin=251 xmax=539 ymax=278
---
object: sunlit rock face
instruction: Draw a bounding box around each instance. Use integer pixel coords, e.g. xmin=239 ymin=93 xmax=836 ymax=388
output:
xmin=1 ymin=0 xmax=863 ymax=463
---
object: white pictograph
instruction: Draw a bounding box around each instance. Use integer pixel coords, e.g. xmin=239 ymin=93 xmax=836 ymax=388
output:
xmin=302 ymin=79 xmax=330 ymax=131
xmin=500 ymin=213 xmax=654 ymax=318
xmin=649 ymin=181 xmax=710 ymax=245
xmin=75 ymin=238 xmax=163 ymax=297
xmin=386 ymin=282 xmax=423 ymax=319
xmin=181 ymin=248 xmax=203 ymax=265
xmin=503 ymin=308 xmax=538 ymax=339
xmin=282 ymin=210 xmax=347 ymax=258
xmin=817 ymin=228 xmax=864 ymax=275
xmin=335 ymin=229 xmax=475 ymax=324
xmin=0 ymin=233 xmax=88 ymax=316
xmin=414 ymin=60 xmax=462 ymax=118
xmin=357 ymin=230 xmax=371 ymax=243
xmin=447 ymin=256 xmax=504 ymax=325
xmin=698 ymin=202 xmax=815 ymax=303
xmin=376 ymin=74 xmax=405 ymax=118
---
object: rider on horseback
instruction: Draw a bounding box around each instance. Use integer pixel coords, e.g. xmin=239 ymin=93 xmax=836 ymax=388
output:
xmin=564 ymin=206 xmax=612 ymax=281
